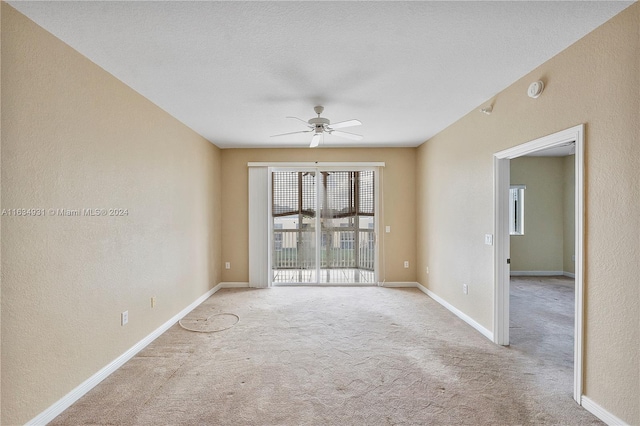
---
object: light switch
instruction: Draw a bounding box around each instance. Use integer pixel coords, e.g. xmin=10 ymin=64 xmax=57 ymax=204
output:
xmin=484 ymin=234 xmax=493 ymax=245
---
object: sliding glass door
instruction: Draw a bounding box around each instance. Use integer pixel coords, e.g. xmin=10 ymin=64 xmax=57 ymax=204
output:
xmin=272 ymin=170 xmax=318 ymax=283
xmin=271 ymin=168 xmax=377 ymax=285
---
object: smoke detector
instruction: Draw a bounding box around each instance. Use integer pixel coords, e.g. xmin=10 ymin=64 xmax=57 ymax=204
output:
xmin=528 ymin=80 xmax=544 ymax=99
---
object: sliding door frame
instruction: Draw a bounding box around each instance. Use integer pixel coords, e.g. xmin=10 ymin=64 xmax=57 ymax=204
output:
xmin=249 ymin=162 xmax=384 ymax=287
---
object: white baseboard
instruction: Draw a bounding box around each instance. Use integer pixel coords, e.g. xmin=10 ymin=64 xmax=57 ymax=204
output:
xmin=510 ymin=271 xmax=576 ymax=278
xmin=219 ymin=282 xmax=250 ymax=288
xmin=27 ymin=284 xmax=222 ymax=426
xmin=380 ymin=281 xmax=420 ymax=288
xmin=416 ymin=283 xmax=494 ymax=341
xmin=581 ymin=396 xmax=629 ymax=425
xmin=510 ymin=270 xmax=565 ymax=276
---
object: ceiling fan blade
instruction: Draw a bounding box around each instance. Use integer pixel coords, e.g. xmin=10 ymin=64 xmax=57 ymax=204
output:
xmin=331 ymin=130 xmax=363 ymax=141
xmin=328 ymin=119 xmax=362 ymax=130
xmin=310 ymin=133 xmax=322 ymax=148
xmin=286 ymin=116 xmax=313 ymax=128
xmin=270 ymin=130 xmax=313 ymax=138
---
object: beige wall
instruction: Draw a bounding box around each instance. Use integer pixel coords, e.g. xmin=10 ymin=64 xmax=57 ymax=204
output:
xmin=509 ymin=156 xmax=565 ymax=273
xmin=0 ymin=3 xmax=3 ymax=423
xmin=1 ymin=4 xmax=222 ymax=425
xmin=563 ymin=155 xmax=575 ymax=275
xmin=0 ymin=5 xmax=3 ymax=422
xmin=221 ymin=148 xmax=416 ymax=284
xmin=416 ymin=3 xmax=639 ymax=423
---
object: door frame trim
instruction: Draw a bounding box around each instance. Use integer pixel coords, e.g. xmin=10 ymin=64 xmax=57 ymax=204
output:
xmin=249 ymin=162 xmax=385 ymax=168
xmin=493 ymin=124 xmax=584 ymax=403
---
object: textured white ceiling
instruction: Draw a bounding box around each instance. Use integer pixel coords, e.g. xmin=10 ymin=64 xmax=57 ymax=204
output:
xmin=9 ymin=1 xmax=632 ymax=149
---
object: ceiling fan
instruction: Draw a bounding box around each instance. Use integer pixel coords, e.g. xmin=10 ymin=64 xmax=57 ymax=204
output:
xmin=271 ymin=106 xmax=363 ymax=148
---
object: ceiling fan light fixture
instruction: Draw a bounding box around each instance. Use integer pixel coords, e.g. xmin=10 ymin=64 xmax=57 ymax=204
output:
xmin=271 ymin=105 xmax=362 ymax=148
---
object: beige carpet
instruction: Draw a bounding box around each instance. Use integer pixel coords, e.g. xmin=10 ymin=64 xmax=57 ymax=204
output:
xmin=51 ymin=285 xmax=601 ymax=425
xmin=510 ymin=276 xmax=576 ymax=372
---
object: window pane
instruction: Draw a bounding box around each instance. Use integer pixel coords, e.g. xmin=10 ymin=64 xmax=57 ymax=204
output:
xmin=509 ymin=186 xmax=525 ymax=235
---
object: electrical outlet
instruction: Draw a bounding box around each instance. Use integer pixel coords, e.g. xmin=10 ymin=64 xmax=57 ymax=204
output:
xmin=151 ymin=297 xmax=156 ymax=308
xmin=121 ymin=311 xmax=128 ymax=326
xmin=463 ymin=284 xmax=468 ymax=295
xmin=225 ymin=262 xmax=231 ymax=269
xmin=404 ymin=261 xmax=409 ymax=269
xmin=385 ymin=226 xmax=391 ymax=233
xmin=426 ymin=266 xmax=429 ymax=274
xmin=485 ymin=234 xmax=493 ymax=245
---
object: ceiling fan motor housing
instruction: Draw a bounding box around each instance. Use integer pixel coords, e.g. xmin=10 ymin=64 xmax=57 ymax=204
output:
xmin=309 ymin=116 xmax=330 ymax=133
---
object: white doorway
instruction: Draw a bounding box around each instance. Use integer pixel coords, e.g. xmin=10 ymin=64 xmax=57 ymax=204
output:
xmin=493 ymin=124 xmax=584 ymax=403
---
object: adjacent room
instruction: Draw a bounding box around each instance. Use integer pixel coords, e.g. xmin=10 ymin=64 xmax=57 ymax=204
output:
xmin=2 ymin=2 xmax=638 ymax=425
xmin=508 ymin=146 xmax=578 ymax=403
